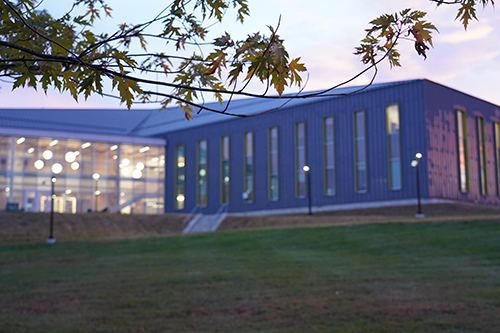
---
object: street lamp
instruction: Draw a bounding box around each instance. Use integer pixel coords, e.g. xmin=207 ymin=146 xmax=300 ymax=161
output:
xmin=303 ymin=165 xmax=312 ymax=216
xmin=47 ymin=176 xmax=57 ymax=244
xmin=92 ymin=173 xmax=101 ymax=212
xmin=411 ymin=153 xmax=424 ymax=218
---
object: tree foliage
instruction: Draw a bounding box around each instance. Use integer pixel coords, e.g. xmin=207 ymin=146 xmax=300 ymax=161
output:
xmin=0 ymin=0 xmax=494 ymax=119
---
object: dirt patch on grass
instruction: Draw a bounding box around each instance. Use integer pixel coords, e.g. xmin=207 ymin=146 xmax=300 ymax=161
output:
xmin=0 ymin=212 xmax=185 ymax=245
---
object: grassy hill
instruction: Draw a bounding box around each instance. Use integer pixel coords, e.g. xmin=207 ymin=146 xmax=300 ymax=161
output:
xmin=1 ymin=203 xmax=500 ymax=332
xmin=1 ymin=218 xmax=500 ymax=332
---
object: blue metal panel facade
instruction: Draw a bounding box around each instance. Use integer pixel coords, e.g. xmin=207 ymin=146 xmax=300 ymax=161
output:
xmin=163 ymin=80 xmax=431 ymax=214
xmin=423 ymin=80 xmax=500 ymax=205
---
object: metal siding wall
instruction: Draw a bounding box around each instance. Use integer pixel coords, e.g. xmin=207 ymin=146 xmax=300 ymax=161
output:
xmin=163 ymin=80 xmax=468 ymax=214
xmin=423 ymin=80 xmax=500 ymax=205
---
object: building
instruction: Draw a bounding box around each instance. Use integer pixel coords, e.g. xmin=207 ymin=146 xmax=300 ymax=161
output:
xmin=1 ymin=79 xmax=499 ymax=214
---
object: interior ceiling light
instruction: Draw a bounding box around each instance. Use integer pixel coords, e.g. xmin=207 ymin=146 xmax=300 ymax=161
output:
xmin=51 ymin=163 xmax=63 ymax=174
xmin=139 ymin=146 xmax=150 ymax=153
xmin=110 ymin=145 xmax=118 ymax=151
xmin=132 ymin=169 xmax=143 ymax=179
xmin=16 ymin=137 xmax=25 ymax=144
xmin=50 ymin=140 xmax=59 ymax=146
xmin=34 ymin=160 xmax=44 ymax=170
xmin=27 ymin=147 xmax=35 ymax=154
xmin=42 ymin=150 xmax=53 ymax=160
xmin=136 ymin=162 xmax=145 ymax=170
xmin=71 ymin=162 xmax=80 ymax=170
xmin=65 ymin=151 xmax=77 ymax=163
xmin=81 ymin=142 xmax=91 ymax=149
xmin=121 ymin=158 xmax=130 ymax=166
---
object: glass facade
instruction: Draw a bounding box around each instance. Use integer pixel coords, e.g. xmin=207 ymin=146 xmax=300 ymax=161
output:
xmin=323 ymin=116 xmax=335 ymax=196
xmin=456 ymin=110 xmax=469 ymax=192
xmin=386 ymin=104 xmax=402 ymax=190
xmin=477 ymin=117 xmax=487 ymax=195
xmin=295 ymin=122 xmax=306 ymax=197
xmin=0 ymin=135 xmax=165 ymax=214
xmin=268 ymin=127 xmax=279 ymax=201
xmin=221 ymin=136 xmax=230 ymax=204
xmin=174 ymin=144 xmax=185 ymax=210
xmin=354 ymin=110 xmax=367 ymax=193
xmin=243 ymin=132 xmax=254 ymax=201
xmin=197 ymin=140 xmax=208 ymax=207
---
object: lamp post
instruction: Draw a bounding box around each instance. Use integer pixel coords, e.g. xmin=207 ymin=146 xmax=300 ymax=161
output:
xmin=411 ymin=153 xmax=424 ymax=218
xmin=92 ymin=173 xmax=101 ymax=212
xmin=303 ymin=165 xmax=312 ymax=216
xmin=47 ymin=176 xmax=57 ymax=244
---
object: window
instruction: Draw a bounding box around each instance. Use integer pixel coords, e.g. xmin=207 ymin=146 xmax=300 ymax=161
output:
xmin=477 ymin=117 xmax=487 ymax=195
xmin=354 ymin=110 xmax=367 ymax=193
xmin=495 ymin=122 xmax=500 ymax=196
xmin=268 ymin=127 xmax=279 ymax=201
xmin=295 ymin=122 xmax=306 ymax=197
xmin=174 ymin=144 xmax=185 ymax=210
xmin=243 ymin=132 xmax=254 ymax=201
xmin=386 ymin=104 xmax=402 ymax=190
xmin=221 ymin=136 xmax=230 ymax=204
xmin=197 ymin=140 xmax=208 ymax=206
xmin=323 ymin=116 xmax=335 ymax=195
xmin=456 ymin=110 xmax=469 ymax=192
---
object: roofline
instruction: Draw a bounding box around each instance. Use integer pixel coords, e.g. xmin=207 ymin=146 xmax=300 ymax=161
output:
xmin=0 ymin=127 xmax=166 ymax=145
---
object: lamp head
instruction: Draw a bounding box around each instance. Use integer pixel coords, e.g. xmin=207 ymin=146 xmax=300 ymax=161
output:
xmin=303 ymin=165 xmax=310 ymax=172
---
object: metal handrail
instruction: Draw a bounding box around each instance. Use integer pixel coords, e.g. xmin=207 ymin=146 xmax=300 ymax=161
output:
xmin=182 ymin=205 xmax=200 ymax=225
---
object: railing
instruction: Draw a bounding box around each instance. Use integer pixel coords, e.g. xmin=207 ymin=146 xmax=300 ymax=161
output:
xmin=182 ymin=205 xmax=201 ymax=226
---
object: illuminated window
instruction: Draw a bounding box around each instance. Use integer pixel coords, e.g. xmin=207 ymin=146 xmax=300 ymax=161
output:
xmin=456 ymin=110 xmax=469 ymax=192
xmin=354 ymin=110 xmax=367 ymax=193
xmin=268 ymin=127 xmax=279 ymax=201
xmin=174 ymin=144 xmax=185 ymax=210
xmin=477 ymin=117 xmax=487 ymax=195
xmin=495 ymin=122 xmax=500 ymax=196
xmin=221 ymin=136 xmax=230 ymax=204
xmin=197 ymin=140 xmax=208 ymax=206
xmin=386 ymin=104 xmax=402 ymax=190
xmin=244 ymin=132 xmax=254 ymax=201
xmin=295 ymin=122 xmax=306 ymax=197
xmin=323 ymin=117 xmax=335 ymax=196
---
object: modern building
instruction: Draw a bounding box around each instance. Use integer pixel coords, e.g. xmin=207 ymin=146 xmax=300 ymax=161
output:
xmin=1 ymin=79 xmax=499 ymax=214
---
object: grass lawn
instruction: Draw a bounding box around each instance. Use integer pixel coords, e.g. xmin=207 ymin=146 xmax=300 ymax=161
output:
xmin=1 ymin=220 xmax=500 ymax=332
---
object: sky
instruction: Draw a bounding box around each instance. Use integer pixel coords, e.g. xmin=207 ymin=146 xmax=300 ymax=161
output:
xmin=1 ymin=0 xmax=499 ymax=109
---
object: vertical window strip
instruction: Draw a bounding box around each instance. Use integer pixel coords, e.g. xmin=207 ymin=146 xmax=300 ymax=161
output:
xmin=456 ymin=110 xmax=469 ymax=192
xmin=243 ymin=132 xmax=254 ymax=201
xmin=323 ymin=116 xmax=335 ymax=196
xmin=495 ymin=122 xmax=500 ymax=196
xmin=354 ymin=111 xmax=367 ymax=193
xmin=174 ymin=144 xmax=185 ymax=210
xmin=295 ymin=122 xmax=306 ymax=197
xmin=268 ymin=127 xmax=279 ymax=201
xmin=221 ymin=136 xmax=230 ymax=204
xmin=197 ymin=140 xmax=208 ymax=206
xmin=386 ymin=104 xmax=402 ymax=190
xmin=477 ymin=117 xmax=487 ymax=195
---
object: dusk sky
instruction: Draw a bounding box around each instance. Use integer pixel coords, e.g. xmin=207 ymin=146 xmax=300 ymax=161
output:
xmin=1 ymin=0 xmax=499 ymax=109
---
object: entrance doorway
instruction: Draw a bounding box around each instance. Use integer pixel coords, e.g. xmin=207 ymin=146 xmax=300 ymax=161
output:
xmin=24 ymin=190 xmax=50 ymax=212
